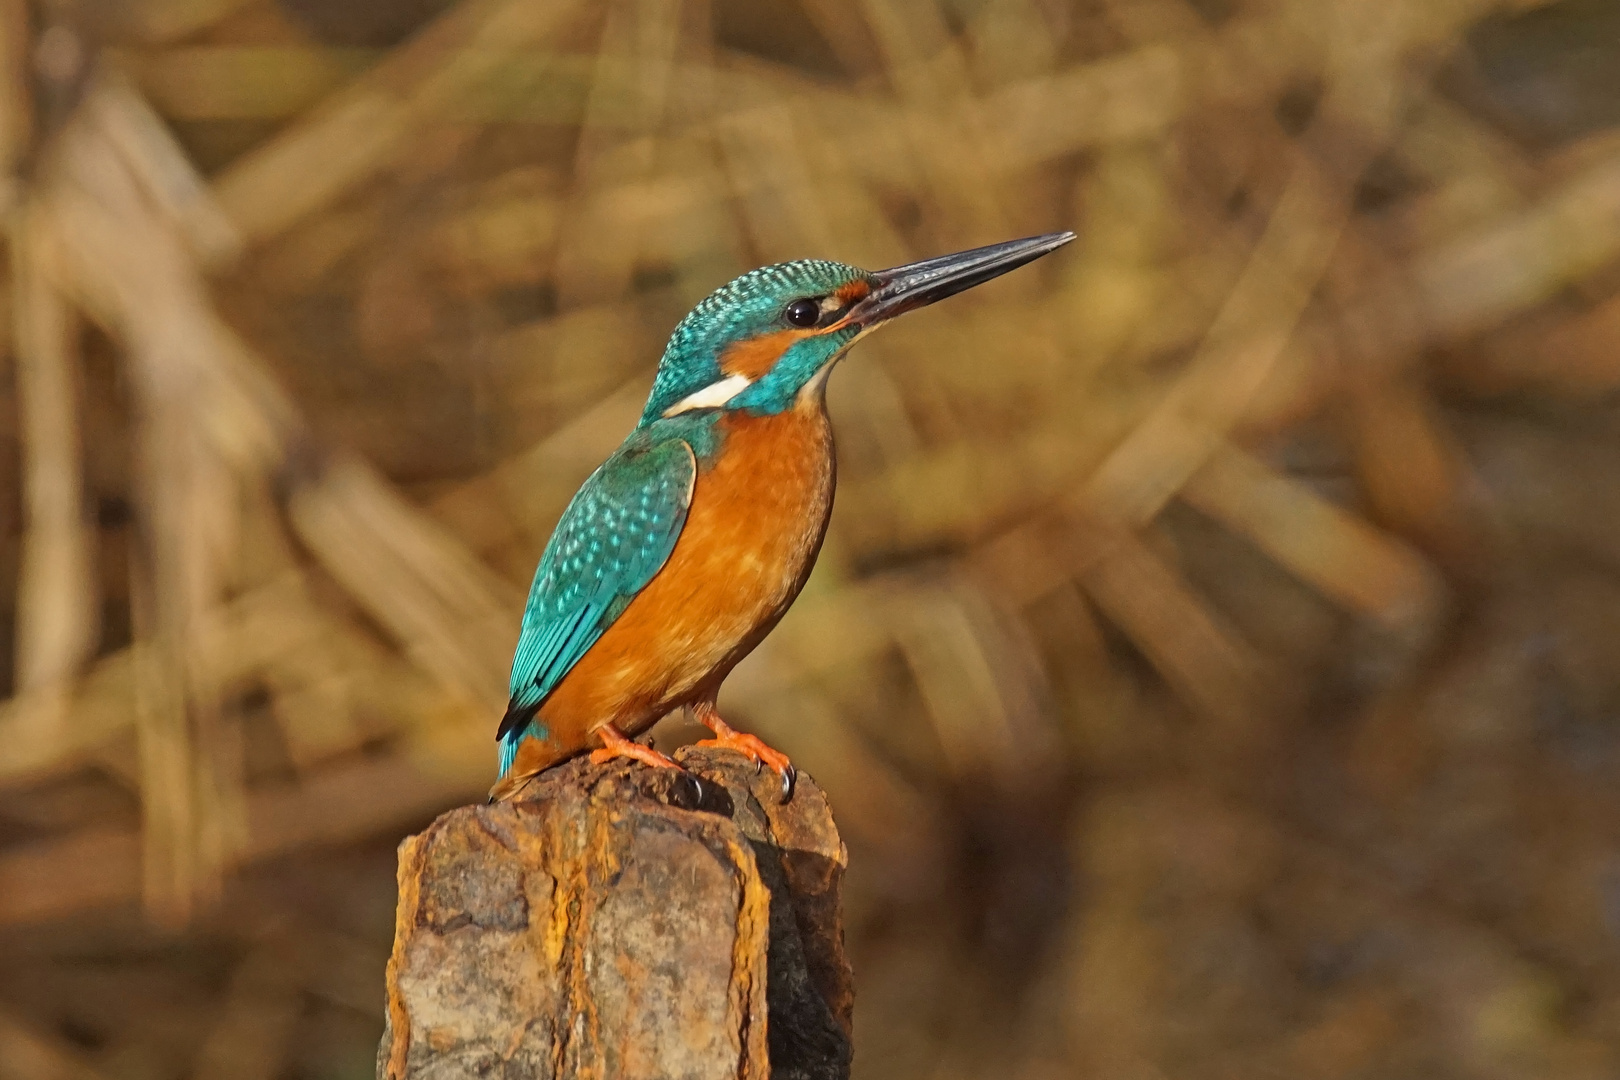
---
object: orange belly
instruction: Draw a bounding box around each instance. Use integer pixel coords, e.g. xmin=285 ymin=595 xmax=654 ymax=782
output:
xmin=509 ymin=400 xmax=834 ymax=776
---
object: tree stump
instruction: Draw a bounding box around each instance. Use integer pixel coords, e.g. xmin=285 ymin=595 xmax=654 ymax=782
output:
xmin=377 ymin=746 xmax=852 ymax=1080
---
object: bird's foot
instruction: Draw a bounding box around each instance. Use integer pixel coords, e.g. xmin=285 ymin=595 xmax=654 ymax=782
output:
xmin=693 ymin=707 xmax=796 ymax=799
xmin=589 ymin=723 xmax=682 ymax=770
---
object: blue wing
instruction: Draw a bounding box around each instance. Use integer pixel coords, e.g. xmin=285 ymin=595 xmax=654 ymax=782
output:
xmin=497 ymin=433 xmax=696 ymax=775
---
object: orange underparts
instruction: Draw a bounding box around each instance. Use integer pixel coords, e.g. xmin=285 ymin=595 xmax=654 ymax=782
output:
xmin=510 ymin=405 xmax=835 ymax=780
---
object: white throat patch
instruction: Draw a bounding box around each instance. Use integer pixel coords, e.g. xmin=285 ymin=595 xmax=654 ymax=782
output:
xmin=663 ymin=373 xmax=753 ymax=417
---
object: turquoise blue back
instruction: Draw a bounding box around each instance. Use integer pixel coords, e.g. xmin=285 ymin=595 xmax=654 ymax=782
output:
xmin=496 ymin=431 xmax=696 ymax=775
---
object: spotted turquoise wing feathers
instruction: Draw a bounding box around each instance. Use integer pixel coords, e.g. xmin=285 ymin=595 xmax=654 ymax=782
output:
xmin=496 ymin=433 xmax=697 ymax=775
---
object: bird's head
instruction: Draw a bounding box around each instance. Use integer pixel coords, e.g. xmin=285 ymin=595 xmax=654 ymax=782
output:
xmin=640 ymin=232 xmax=1074 ymax=424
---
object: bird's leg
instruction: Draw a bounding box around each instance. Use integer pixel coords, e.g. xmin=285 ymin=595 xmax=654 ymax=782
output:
xmin=692 ymin=701 xmax=796 ymax=798
xmin=590 ymin=722 xmax=681 ymax=770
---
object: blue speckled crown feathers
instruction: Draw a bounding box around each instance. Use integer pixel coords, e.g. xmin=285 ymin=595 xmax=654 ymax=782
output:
xmin=639 ymin=259 xmax=869 ymax=423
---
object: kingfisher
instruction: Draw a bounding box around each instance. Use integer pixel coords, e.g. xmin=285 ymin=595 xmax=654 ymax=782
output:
xmin=489 ymin=232 xmax=1075 ymax=803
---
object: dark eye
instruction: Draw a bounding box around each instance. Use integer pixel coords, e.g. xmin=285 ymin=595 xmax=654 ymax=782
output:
xmin=784 ymin=298 xmax=820 ymax=327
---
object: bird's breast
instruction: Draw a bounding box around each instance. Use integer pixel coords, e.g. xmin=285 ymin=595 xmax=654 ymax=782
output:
xmin=648 ymin=402 xmax=836 ymax=668
xmin=684 ymin=403 xmax=836 ymax=624
xmin=538 ymin=399 xmax=836 ymax=734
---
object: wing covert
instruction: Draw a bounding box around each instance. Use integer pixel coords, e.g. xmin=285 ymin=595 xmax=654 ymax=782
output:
xmin=497 ymin=436 xmax=696 ymax=761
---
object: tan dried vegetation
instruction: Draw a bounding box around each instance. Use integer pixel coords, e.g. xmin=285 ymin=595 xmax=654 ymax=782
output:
xmin=1 ymin=0 xmax=1619 ymax=1076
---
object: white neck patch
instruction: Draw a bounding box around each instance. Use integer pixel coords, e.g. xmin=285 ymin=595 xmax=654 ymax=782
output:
xmin=663 ymin=373 xmax=754 ymax=417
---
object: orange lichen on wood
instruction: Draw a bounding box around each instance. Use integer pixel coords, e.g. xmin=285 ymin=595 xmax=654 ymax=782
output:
xmin=381 ymin=831 xmax=427 ymax=1080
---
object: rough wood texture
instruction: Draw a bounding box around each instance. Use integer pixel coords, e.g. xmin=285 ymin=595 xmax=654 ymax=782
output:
xmin=378 ymin=746 xmax=851 ymax=1080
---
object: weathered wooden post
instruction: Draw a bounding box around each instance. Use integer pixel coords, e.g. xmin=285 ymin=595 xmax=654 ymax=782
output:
xmin=378 ymin=746 xmax=852 ymax=1080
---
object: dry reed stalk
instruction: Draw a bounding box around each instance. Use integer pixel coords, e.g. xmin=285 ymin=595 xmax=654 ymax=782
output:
xmin=191 ymin=938 xmax=304 ymax=1080
xmin=85 ymin=75 xmax=241 ymax=263
xmin=111 ymin=0 xmax=258 ymax=45
xmin=984 ymin=7 xmax=1433 ymax=729
xmin=5 ymin=71 xmax=532 ymax=915
xmin=0 ymin=1008 xmax=109 ymax=1080
xmin=63 ymin=77 xmax=522 ymax=693
xmin=549 ymin=0 xmax=695 ymax=309
xmin=1079 ymin=147 xmax=1362 ymax=530
xmin=961 ymin=0 xmax=1060 ymax=85
xmin=834 ymin=424 xmax=1100 ymax=551
xmin=1181 ymin=442 xmax=1446 ymax=634
xmin=41 ymin=181 xmax=290 ymax=472
xmin=1062 ymin=778 xmax=1580 ymax=1076
xmin=429 ymin=166 xmax=563 ymax=291
xmin=120 ymin=44 xmax=375 ymax=121
xmin=284 ymin=458 xmax=517 ymax=712
xmin=45 ymin=83 xmax=251 ymax=920
xmin=1345 ymin=373 xmax=1485 ymax=574
xmin=132 ymin=411 xmax=241 ymax=922
xmin=1394 ymin=87 xmax=1534 ymax=247
xmin=791 ymin=0 xmax=880 ymax=75
xmin=1463 ymin=292 xmax=1620 ymax=393
xmin=1413 ymin=151 xmax=1620 ymax=339
xmin=976 ymin=13 xmax=1295 ymax=170
xmin=210 ymin=0 xmax=590 ymax=255
xmin=891 ymin=578 xmax=1064 ymax=788
xmin=227 ymin=575 xmax=396 ymax=769
xmin=113 ymin=10 xmax=1363 ymax=200
xmin=488 ymin=301 xmax=657 ymax=428
xmin=0 ymin=646 xmax=139 ymax=786
xmin=430 ymin=377 xmax=646 ymax=546
xmin=718 ymin=96 xmax=910 ymax=268
xmin=717 ymin=102 xmax=854 ymax=260
xmin=858 ymin=0 xmax=1013 ymax=243
xmin=1077 ymin=0 xmax=1460 ymax=470
xmin=126 ymin=48 xmax=715 ymax=123
xmin=1077 ymin=518 xmax=1271 ymax=738
xmin=0 ymin=749 xmax=483 ymax=927
xmin=0 ymin=0 xmax=28 ymax=207
xmin=0 ymin=567 xmax=412 ymax=791
xmin=1181 ymin=64 xmax=1608 ymax=420
xmin=9 ymin=205 xmax=96 ymax=711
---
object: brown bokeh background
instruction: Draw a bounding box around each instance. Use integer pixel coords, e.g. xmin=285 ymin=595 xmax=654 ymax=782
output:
xmin=3 ymin=0 xmax=1620 ymax=1076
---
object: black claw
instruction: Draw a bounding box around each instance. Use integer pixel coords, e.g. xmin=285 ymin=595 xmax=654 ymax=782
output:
xmin=780 ymin=765 xmax=796 ymax=801
xmin=667 ymin=769 xmax=704 ymax=810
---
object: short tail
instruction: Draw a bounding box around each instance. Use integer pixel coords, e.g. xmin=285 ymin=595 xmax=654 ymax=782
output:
xmin=497 ymin=731 xmax=522 ymax=777
xmin=487 ymin=768 xmax=536 ymax=803
xmin=488 ymin=727 xmax=527 ymax=803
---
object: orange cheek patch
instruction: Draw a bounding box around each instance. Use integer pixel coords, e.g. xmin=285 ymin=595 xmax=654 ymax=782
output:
xmin=719 ymin=328 xmax=814 ymax=379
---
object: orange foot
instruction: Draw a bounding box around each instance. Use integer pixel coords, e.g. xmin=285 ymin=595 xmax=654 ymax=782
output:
xmin=693 ymin=703 xmax=796 ymax=800
xmin=589 ymin=722 xmax=682 ymax=770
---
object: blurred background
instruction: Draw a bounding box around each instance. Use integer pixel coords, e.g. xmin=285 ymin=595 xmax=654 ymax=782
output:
xmin=1 ymin=0 xmax=1619 ymax=1076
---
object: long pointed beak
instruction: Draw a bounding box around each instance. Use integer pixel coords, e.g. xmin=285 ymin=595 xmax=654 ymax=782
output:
xmin=849 ymin=231 xmax=1075 ymax=327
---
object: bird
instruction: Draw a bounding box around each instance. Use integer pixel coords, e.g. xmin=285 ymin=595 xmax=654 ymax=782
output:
xmin=489 ymin=231 xmax=1075 ymax=803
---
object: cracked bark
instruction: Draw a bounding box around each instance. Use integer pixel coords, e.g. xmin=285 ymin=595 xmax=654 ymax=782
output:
xmin=378 ymin=746 xmax=852 ymax=1080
